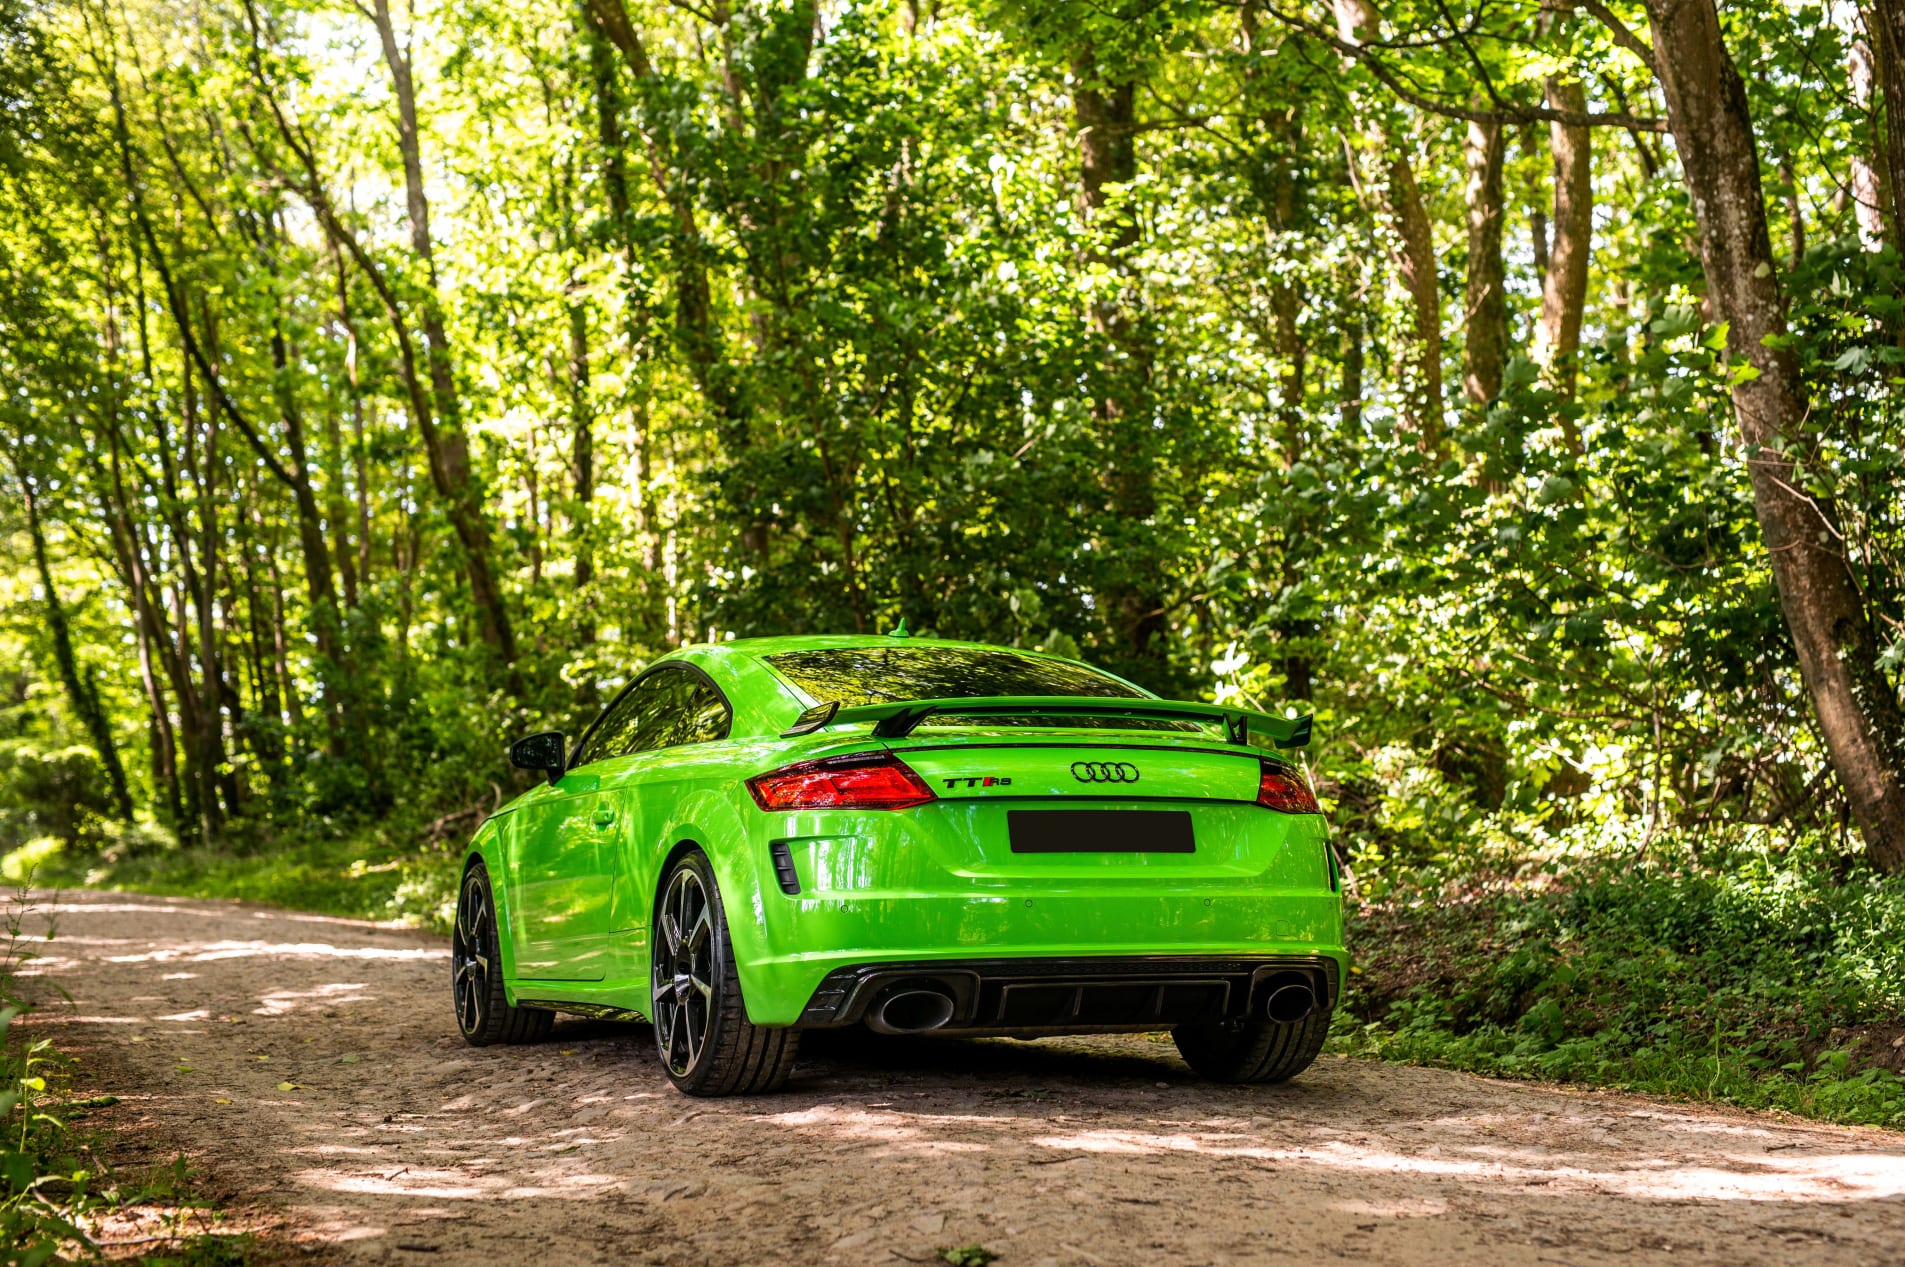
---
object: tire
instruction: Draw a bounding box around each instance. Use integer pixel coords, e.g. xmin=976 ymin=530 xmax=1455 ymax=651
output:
xmin=652 ymin=849 xmax=799 ymax=1096
xmin=452 ymin=862 xmax=554 ymax=1047
xmin=1172 ymin=1006 xmax=1332 ymax=1084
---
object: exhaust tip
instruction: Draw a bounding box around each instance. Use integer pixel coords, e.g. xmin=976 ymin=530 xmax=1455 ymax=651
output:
xmin=1264 ymin=980 xmax=1317 ymax=1024
xmin=866 ymin=987 xmax=956 ymax=1035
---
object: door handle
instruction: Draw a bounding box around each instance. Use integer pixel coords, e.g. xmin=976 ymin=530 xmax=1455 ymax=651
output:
xmin=591 ymin=807 xmax=616 ymax=828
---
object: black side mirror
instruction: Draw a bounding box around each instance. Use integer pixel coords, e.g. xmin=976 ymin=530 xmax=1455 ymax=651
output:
xmin=509 ymin=731 xmax=566 ymax=785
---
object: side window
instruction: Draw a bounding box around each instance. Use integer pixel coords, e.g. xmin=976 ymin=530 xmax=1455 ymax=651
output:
xmin=661 ymin=674 xmax=730 ymax=747
xmin=570 ymin=667 xmax=730 ymax=769
xmin=569 ymin=676 xmax=663 ymax=769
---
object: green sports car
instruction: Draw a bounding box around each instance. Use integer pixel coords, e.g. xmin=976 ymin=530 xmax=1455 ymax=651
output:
xmin=453 ymin=633 xmax=1346 ymax=1096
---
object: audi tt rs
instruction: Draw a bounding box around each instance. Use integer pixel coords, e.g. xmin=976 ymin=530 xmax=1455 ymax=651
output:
xmin=453 ymin=633 xmax=1345 ymax=1096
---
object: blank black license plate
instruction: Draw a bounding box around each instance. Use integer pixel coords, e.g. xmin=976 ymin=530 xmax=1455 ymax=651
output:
xmin=1007 ymin=809 xmax=1195 ymax=854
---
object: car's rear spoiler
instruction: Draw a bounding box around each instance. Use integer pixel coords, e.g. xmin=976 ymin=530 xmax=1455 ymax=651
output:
xmin=780 ymin=694 xmax=1313 ymax=749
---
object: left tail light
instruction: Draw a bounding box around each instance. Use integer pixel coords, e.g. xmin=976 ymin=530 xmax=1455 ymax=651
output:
xmin=747 ymin=752 xmax=937 ymax=811
xmin=1257 ymin=762 xmax=1320 ymax=814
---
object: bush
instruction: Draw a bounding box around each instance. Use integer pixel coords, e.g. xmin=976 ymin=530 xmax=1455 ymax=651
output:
xmin=1332 ymin=828 xmax=1905 ymax=1127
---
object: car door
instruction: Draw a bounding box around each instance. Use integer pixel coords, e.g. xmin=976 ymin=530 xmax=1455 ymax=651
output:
xmin=592 ymin=667 xmax=734 ymax=948
xmin=506 ymin=676 xmax=663 ymax=980
xmin=506 ymin=666 xmax=732 ymax=981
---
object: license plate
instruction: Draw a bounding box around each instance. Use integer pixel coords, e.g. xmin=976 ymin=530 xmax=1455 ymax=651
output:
xmin=1007 ymin=809 xmax=1195 ymax=854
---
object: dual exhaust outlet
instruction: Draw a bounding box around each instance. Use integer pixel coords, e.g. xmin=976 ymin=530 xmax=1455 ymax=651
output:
xmin=863 ymin=974 xmax=1319 ymax=1034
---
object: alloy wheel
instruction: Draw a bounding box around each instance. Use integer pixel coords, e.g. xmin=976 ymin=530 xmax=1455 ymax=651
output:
xmin=452 ymin=873 xmax=493 ymax=1036
xmin=653 ymin=864 xmax=716 ymax=1077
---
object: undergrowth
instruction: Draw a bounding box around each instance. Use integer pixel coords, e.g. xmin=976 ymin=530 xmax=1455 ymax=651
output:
xmin=1329 ymin=829 xmax=1905 ymax=1129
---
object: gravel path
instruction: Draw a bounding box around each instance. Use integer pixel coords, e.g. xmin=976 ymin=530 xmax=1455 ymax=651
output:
xmin=13 ymin=888 xmax=1905 ymax=1265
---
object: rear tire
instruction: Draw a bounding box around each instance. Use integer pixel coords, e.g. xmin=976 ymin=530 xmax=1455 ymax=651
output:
xmin=452 ymin=862 xmax=554 ymax=1046
xmin=652 ymin=849 xmax=799 ymax=1096
xmin=1172 ymin=1006 xmax=1331 ymax=1084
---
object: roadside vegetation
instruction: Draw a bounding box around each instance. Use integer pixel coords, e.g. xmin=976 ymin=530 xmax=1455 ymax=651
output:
xmin=3 ymin=0 xmax=1905 ymax=1135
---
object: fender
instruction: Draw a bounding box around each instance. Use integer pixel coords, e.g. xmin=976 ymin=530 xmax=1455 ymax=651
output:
xmin=639 ymin=783 xmax=779 ymax=1023
xmin=461 ymin=816 xmax=528 ymax=1003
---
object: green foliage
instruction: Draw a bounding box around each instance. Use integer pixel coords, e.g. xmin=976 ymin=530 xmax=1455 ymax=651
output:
xmin=0 ymin=0 xmax=1901 ymax=1130
xmin=1334 ymin=830 xmax=1905 ymax=1128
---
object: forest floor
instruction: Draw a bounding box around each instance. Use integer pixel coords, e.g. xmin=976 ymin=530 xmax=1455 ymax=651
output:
xmin=11 ymin=890 xmax=1905 ymax=1267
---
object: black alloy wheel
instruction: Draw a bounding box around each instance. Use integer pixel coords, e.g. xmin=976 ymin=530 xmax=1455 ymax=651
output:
xmin=650 ymin=849 xmax=799 ymax=1095
xmin=452 ymin=862 xmax=553 ymax=1046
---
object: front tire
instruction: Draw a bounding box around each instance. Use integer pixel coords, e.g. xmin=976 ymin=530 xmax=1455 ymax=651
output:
xmin=452 ymin=862 xmax=554 ymax=1046
xmin=652 ymin=849 xmax=799 ymax=1096
xmin=1172 ymin=1006 xmax=1331 ymax=1084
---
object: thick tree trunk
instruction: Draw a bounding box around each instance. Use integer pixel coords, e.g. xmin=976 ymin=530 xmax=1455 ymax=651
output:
xmin=1462 ymin=115 xmax=1506 ymax=406
xmin=1536 ymin=76 xmax=1592 ymax=427
xmin=1848 ymin=35 xmax=1891 ymax=251
xmin=368 ymin=0 xmax=517 ymax=666
xmin=1387 ymin=154 xmax=1446 ymax=456
xmin=1073 ymin=43 xmax=1168 ymax=670
xmin=1870 ymin=0 xmax=1905 ymax=243
xmin=15 ymin=459 xmax=133 ymax=820
xmin=1644 ymin=0 xmax=1905 ymax=872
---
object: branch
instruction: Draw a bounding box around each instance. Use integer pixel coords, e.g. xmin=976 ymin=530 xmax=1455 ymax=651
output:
xmin=1579 ymin=0 xmax=1659 ymax=76
xmin=87 ymin=16 xmax=297 ymax=490
xmin=1260 ymin=4 xmax=1670 ymax=132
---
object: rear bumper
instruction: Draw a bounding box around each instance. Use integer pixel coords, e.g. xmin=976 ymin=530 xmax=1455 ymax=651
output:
xmin=733 ymin=886 xmax=1346 ymax=1024
xmin=793 ymin=953 xmax=1339 ymax=1034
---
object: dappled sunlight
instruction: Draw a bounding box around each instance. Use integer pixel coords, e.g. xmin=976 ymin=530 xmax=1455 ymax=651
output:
xmin=27 ymin=891 xmax=1905 ymax=1264
xmin=254 ymin=982 xmax=373 ymax=1017
xmin=107 ymin=939 xmax=447 ymax=965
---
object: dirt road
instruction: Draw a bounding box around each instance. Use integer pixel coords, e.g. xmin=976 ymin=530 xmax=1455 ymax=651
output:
xmin=13 ymin=889 xmax=1905 ymax=1265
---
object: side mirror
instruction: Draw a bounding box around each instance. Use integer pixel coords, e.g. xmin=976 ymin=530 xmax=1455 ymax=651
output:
xmin=509 ymin=731 xmax=567 ymax=785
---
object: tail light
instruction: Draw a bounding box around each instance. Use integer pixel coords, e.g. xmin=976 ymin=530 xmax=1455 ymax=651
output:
xmin=1257 ymin=762 xmax=1320 ymax=814
xmin=747 ymin=752 xmax=937 ymax=811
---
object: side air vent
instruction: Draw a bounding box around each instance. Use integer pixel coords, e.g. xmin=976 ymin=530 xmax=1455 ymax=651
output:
xmin=769 ymin=840 xmax=802 ymax=895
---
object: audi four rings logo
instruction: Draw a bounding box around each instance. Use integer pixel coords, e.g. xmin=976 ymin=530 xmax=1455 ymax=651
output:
xmin=1071 ymin=761 xmax=1140 ymax=784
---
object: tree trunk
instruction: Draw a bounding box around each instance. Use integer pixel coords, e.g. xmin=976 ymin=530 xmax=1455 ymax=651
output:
xmin=14 ymin=456 xmax=133 ymax=820
xmin=1340 ymin=304 xmax=1365 ymax=429
xmin=367 ymin=0 xmax=518 ymax=666
xmin=1849 ymin=34 xmax=1891 ymax=251
xmin=1462 ymin=115 xmax=1506 ymax=406
xmin=585 ymin=0 xmax=746 ymax=447
xmin=1779 ymin=158 xmax=1806 ymax=271
xmin=1644 ymin=0 xmax=1905 ymax=872
xmin=1387 ymin=153 xmax=1445 ymax=456
xmin=1073 ymin=42 xmax=1168 ymax=671
xmin=1334 ymin=0 xmax=1444 ymax=456
xmin=1536 ymin=75 xmax=1592 ymax=427
xmin=100 ymin=430 xmax=192 ymax=829
xmin=1870 ymin=0 xmax=1905 ymax=244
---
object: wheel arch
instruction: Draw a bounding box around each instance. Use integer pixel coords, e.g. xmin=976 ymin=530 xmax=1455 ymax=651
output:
xmin=646 ymin=791 xmax=776 ymax=1022
xmin=460 ymin=823 xmax=523 ymax=995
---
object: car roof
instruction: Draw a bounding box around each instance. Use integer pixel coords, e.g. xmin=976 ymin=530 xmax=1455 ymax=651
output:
xmin=699 ymin=633 xmax=1028 ymax=657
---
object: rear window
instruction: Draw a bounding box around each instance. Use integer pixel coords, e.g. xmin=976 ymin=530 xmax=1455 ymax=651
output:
xmin=760 ymin=645 xmax=1144 ymax=708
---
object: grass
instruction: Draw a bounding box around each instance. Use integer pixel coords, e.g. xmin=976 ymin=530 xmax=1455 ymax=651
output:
xmin=10 ymin=818 xmax=463 ymax=934
xmin=1328 ymin=831 xmax=1905 ymax=1129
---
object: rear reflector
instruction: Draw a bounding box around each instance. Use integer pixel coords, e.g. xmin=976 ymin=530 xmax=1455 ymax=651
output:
xmin=1257 ymin=763 xmax=1320 ymax=814
xmin=748 ymin=752 xmax=937 ymax=811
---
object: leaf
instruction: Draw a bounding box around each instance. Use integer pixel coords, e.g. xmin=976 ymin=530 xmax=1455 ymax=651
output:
xmin=938 ymin=1247 xmax=999 ymax=1267
xmin=277 ymin=1082 xmax=303 ymax=1092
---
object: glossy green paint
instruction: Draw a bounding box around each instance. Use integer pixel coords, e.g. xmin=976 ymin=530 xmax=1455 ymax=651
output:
xmin=463 ymin=635 xmax=1348 ymax=1027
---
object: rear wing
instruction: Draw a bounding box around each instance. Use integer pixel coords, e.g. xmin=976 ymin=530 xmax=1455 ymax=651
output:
xmin=780 ymin=694 xmax=1313 ymax=749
